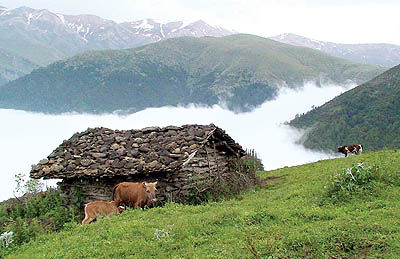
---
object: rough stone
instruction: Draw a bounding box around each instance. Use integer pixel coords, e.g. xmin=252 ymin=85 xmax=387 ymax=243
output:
xmin=50 ymin=164 xmax=64 ymax=172
xmin=39 ymin=159 xmax=49 ymax=165
xmin=115 ymin=136 xmax=126 ymax=142
xmin=148 ymin=132 xmax=157 ymax=139
xmin=145 ymin=152 xmax=158 ymax=162
xmin=139 ymin=144 xmax=150 ymax=153
xmin=160 ymin=156 xmax=174 ymax=165
xmin=134 ymin=138 xmax=144 ymax=144
xmin=116 ymin=147 xmax=127 ymax=156
xmin=166 ymin=142 xmax=178 ymax=151
xmin=66 ymin=164 xmax=76 ymax=171
xmin=92 ymin=153 xmax=107 ymax=158
xmin=129 ymin=149 xmax=139 ymax=157
xmin=189 ymin=144 xmax=199 ymax=150
xmin=80 ymin=159 xmax=93 ymax=167
xmin=111 ymin=143 xmax=120 ymax=150
xmin=147 ymin=160 xmax=161 ymax=169
xmin=142 ymin=126 xmax=160 ymax=133
xmin=172 ymin=148 xmax=181 ymax=154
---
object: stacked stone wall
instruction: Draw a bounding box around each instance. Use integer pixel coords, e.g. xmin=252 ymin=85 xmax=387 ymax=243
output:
xmin=59 ymin=143 xmax=254 ymax=207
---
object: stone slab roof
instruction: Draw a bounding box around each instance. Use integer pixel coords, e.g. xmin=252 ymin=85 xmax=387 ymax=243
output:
xmin=30 ymin=124 xmax=245 ymax=179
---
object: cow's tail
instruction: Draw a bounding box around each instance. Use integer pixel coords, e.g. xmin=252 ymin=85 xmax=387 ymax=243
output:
xmin=112 ymin=183 xmax=119 ymax=201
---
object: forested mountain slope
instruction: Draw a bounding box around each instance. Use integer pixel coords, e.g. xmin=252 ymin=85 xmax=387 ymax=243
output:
xmin=290 ymin=64 xmax=400 ymax=151
xmin=0 ymin=34 xmax=385 ymax=114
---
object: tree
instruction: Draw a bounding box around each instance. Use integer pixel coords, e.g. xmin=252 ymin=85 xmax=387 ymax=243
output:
xmin=13 ymin=173 xmax=43 ymax=197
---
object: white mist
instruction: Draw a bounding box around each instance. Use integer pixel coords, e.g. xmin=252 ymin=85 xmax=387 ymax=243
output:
xmin=0 ymin=82 xmax=350 ymax=201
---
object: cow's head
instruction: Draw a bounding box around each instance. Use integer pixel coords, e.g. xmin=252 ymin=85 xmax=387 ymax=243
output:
xmin=337 ymin=146 xmax=346 ymax=153
xmin=143 ymin=181 xmax=158 ymax=205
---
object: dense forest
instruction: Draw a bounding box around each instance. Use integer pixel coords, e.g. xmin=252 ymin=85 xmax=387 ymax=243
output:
xmin=290 ymin=64 xmax=400 ymax=151
xmin=0 ymin=34 xmax=385 ymax=114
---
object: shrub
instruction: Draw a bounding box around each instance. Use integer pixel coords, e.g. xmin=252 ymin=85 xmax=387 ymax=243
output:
xmin=0 ymin=188 xmax=80 ymax=255
xmin=4 ymin=218 xmax=44 ymax=247
xmin=326 ymin=162 xmax=379 ymax=202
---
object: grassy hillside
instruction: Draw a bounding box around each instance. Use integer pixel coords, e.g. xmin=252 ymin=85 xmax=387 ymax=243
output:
xmin=5 ymin=150 xmax=400 ymax=258
xmin=289 ymin=64 xmax=400 ymax=152
xmin=0 ymin=34 xmax=385 ymax=114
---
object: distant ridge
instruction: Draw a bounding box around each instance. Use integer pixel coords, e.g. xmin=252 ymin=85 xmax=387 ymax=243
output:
xmin=0 ymin=48 xmax=38 ymax=84
xmin=0 ymin=34 xmax=385 ymax=114
xmin=270 ymin=33 xmax=400 ymax=67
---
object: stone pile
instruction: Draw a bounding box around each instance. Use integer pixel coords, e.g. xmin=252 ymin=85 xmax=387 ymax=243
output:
xmin=30 ymin=124 xmax=244 ymax=180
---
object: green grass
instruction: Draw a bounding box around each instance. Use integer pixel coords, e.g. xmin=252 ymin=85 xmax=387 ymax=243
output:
xmin=5 ymin=150 xmax=400 ymax=258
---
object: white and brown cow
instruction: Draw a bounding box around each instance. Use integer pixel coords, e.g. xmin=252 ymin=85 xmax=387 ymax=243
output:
xmin=82 ymin=200 xmax=124 ymax=224
xmin=337 ymin=144 xmax=363 ymax=157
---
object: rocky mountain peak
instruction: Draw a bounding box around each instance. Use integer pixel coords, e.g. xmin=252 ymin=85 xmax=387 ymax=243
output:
xmin=0 ymin=5 xmax=236 ymax=84
xmin=270 ymin=33 xmax=400 ymax=67
xmin=0 ymin=5 xmax=234 ymax=50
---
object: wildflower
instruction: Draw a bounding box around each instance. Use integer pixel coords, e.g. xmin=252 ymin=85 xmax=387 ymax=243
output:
xmin=0 ymin=231 xmax=14 ymax=248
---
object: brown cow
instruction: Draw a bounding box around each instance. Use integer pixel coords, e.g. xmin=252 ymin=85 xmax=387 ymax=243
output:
xmin=81 ymin=200 xmax=124 ymax=224
xmin=113 ymin=181 xmax=158 ymax=209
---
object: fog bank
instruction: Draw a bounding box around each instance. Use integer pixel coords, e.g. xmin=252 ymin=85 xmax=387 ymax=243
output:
xmin=0 ymin=83 xmax=350 ymax=201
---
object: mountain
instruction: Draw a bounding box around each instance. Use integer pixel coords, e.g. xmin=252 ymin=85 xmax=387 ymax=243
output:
xmin=270 ymin=33 xmax=400 ymax=68
xmin=0 ymin=48 xmax=38 ymax=84
xmin=0 ymin=5 xmax=234 ymax=84
xmin=0 ymin=34 xmax=386 ymax=114
xmin=289 ymin=64 xmax=400 ymax=151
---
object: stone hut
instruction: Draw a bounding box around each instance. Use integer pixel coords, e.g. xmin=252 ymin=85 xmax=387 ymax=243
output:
xmin=30 ymin=124 xmax=254 ymax=206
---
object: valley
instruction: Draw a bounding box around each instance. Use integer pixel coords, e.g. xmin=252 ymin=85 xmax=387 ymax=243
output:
xmin=0 ymin=2 xmax=399 ymax=258
xmin=0 ymin=34 xmax=385 ymax=114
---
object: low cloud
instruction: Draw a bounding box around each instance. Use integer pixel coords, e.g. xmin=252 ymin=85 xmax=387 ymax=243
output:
xmin=0 ymin=82 xmax=350 ymax=201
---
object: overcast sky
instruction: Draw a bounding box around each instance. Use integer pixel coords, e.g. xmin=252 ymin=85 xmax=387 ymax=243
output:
xmin=1 ymin=0 xmax=399 ymax=45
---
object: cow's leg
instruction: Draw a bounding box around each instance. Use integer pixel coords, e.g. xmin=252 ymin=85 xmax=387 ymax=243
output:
xmin=134 ymin=200 xmax=146 ymax=209
xmin=82 ymin=216 xmax=94 ymax=224
xmin=82 ymin=205 xmax=92 ymax=224
xmin=130 ymin=202 xmax=138 ymax=209
xmin=133 ymin=201 xmax=140 ymax=209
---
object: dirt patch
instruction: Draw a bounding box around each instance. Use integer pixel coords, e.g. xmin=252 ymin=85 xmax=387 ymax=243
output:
xmin=263 ymin=175 xmax=287 ymax=184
